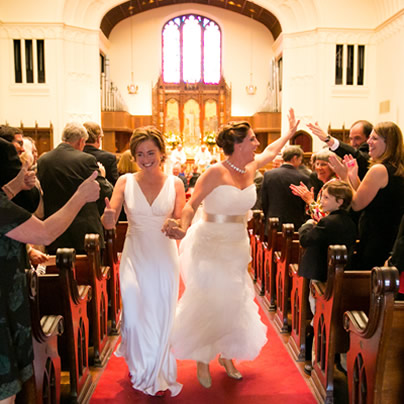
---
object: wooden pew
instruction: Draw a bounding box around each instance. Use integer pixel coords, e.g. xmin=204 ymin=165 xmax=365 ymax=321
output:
xmin=115 ymin=220 xmax=128 ymax=255
xmin=263 ymin=217 xmax=281 ymax=311
xmin=39 ymin=249 xmax=93 ymax=403
xmin=17 ymin=268 xmax=64 ymax=404
xmin=248 ymin=210 xmax=264 ymax=283
xmin=104 ymin=227 xmax=122 ymax=334
xmin=274 ymin=224 xmax=300 ymax=333
xmin=310 ymin=245 xmax=371 ymax=404
xmin=75 ymin=234 xmax=112 ymax=367
xmin=287 ymin=245 xmax=312 ymax=361
xmin=344 ymin=266 xmax=404 ymax=404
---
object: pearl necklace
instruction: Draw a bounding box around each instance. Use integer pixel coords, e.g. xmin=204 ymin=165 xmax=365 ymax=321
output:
xmin=224 ymin=159 xmax=246 ymax=174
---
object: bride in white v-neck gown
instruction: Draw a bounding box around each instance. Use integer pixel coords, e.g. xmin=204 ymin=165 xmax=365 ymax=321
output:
xmin=102 ymin=127 xmax=185 ymax=397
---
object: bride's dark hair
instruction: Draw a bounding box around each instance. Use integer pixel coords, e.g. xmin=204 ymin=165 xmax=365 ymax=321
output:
xmin=216 ymin=121 xmax=251 ymax=155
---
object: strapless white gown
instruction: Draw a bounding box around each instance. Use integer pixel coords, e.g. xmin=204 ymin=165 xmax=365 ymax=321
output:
xmin=115 ymin=174 xmax=182 ymax=396
xmin=171 ymin=184 xmax=268 ymax=363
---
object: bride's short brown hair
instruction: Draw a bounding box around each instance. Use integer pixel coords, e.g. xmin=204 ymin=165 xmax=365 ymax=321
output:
xmin=129 ymin=126 xmax=166 ymax=163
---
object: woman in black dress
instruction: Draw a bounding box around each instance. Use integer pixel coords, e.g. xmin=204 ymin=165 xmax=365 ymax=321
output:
xmin=330 ymin=121 xmax=404 ymax=270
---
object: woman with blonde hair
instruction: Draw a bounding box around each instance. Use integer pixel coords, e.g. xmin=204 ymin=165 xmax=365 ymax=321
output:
xmin=330 ymin=121 xmax=404 ymax=270
xmin=117 ymin=149 xmax=138 ymax=175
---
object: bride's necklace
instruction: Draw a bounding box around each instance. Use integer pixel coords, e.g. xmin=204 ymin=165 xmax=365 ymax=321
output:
xmin=224 ymin=159 xmax=246 ymax=174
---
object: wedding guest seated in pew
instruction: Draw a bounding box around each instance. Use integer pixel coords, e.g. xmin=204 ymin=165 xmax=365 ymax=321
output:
xmin=0 ymin=138 xmax=99 ymax=404
xmin=329 ymin=121 xmax=404 ymax=271
xmin=290 ymin=149 xmax=337 ymax=223
xmin=298 ymin=180 xmax=357 ymax=374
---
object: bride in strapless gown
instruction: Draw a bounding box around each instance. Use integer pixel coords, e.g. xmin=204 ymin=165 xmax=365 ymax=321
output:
xmin=172 ymin=184 xmax=267 ymax=362
xmin=102 ymin=127 xmax=185 ymax=397
xmin=164 ymin=109 xmax=299 ymax=388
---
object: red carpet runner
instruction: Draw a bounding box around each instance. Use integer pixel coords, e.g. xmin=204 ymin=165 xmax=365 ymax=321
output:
xmin=90 ymin=299 xmax=316 ymax=404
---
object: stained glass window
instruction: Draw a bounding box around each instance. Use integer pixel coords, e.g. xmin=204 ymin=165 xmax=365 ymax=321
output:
xmin=162 ymin=15 xmax=221 ymax=84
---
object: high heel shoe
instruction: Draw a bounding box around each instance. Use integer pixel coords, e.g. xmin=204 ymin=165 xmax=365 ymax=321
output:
xmin=218 ymin=356 xmax=243 ymax=380
xmin=197 ymin=361 xmax=212 ymax=388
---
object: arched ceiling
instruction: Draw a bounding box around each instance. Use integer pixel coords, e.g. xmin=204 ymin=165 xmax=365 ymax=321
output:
xmin=100 ymin=0 xmax=282 ymax=39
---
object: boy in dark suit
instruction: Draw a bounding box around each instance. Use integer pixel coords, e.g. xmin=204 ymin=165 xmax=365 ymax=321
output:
xmin=298 ymin=179 xmax=357 ymax=374
xmin=298 ymin=179 xmax=357 ymax=282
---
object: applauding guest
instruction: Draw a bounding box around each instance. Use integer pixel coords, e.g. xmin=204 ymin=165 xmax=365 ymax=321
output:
xmin=329 ymin=121 xmax=404 ymax=270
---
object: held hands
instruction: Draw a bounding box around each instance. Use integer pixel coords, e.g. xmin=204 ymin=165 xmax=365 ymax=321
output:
xmin=162 ymin=218 xmax=187 ymax=240
xmin=102 ymin=197 xmax=116 ymax=230
xmin=290 ymin=182 xmax=315 ymax=205
xmin=77 ymin=171 xmax=100 ymax=203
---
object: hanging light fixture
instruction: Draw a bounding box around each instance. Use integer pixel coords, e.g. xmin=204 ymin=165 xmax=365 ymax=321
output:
xmin=127 ymin=3 xmax=138 ymax=95
xmin=246 ymin=14 xmax=257 ymax=95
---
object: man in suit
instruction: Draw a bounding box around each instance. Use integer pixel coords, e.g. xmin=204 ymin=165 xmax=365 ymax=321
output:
xmin=83 ymin=121 xmax=119 ymax=185
xmin=308 ymin=120 xmax=372 ymax=179
xmin=37 ymin=122 xmax=113 ymax=253
xmin=261 ymin=145 xmax=310 ymax=231
xmin=0 ymin=125 xmax=40 ymax=212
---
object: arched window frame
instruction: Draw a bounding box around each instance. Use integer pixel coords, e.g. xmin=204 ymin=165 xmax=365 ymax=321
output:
xmin=162 ymin=14 xmax=222 ymax=84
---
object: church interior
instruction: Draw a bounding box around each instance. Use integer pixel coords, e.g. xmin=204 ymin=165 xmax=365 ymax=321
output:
xmin=1 ymin=0 xmax=404 ymax=403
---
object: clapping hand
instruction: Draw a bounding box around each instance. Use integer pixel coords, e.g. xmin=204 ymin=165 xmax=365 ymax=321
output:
xmin=290 ymin=182 xmax=315 ymax=204
xmin=16 ymin=160 xmax=36 ymax=191
xmin=328 ymin=155 xmax=358 ymax=181
xmin=102 ymin=197 xmax=116 ymax=230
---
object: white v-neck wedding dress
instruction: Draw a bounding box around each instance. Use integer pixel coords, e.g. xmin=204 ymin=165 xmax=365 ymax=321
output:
xmin=115 ymin=173 xmax=182 ymax=396
xmin=171 ymin=184 xmax=267 ymax=363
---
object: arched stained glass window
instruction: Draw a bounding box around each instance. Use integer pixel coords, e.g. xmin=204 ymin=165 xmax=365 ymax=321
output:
xmin=162 ymin=14 xmax=221 ymax=84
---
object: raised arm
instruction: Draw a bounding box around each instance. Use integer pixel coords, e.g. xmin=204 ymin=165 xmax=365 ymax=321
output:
xmin=6 ymin=171 xmax=100 ymax=244
xmin=254 ymin=108 xmax=300 ymax=169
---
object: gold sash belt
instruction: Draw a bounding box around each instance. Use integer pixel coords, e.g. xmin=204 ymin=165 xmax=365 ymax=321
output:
xmin=203 ymin=212 xmax=246 ymax=224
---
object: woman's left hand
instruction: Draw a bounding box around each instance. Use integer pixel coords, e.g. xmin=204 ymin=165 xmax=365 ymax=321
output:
xmin=328 ymin=154 xmax=348 ymax=180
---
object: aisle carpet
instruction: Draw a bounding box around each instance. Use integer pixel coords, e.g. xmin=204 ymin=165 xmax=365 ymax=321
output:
xmin=90 ymin=300 xmax=316 ymax=404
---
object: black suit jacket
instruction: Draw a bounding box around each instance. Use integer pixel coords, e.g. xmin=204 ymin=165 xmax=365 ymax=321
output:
xmin=334 ymin=141 xmax=369 ymax=180
xmin=0 ymin=138 xmax=40 ymax=212
xmin=261 ymin=164 xmax=310 ymax=230
xmin=83 ymin=144 xmax=119 ymax=185
xmin=37 ymin=143 xmax=113 ymax=253
xmin=298 ymin=210 xmax=357 ymax=282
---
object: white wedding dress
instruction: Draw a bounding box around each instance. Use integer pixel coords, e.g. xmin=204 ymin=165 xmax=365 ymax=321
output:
xmin=171 ymin=184 xmax=268 ymax=363
xmin=115 ymin=174 xmax=182 ymax=396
